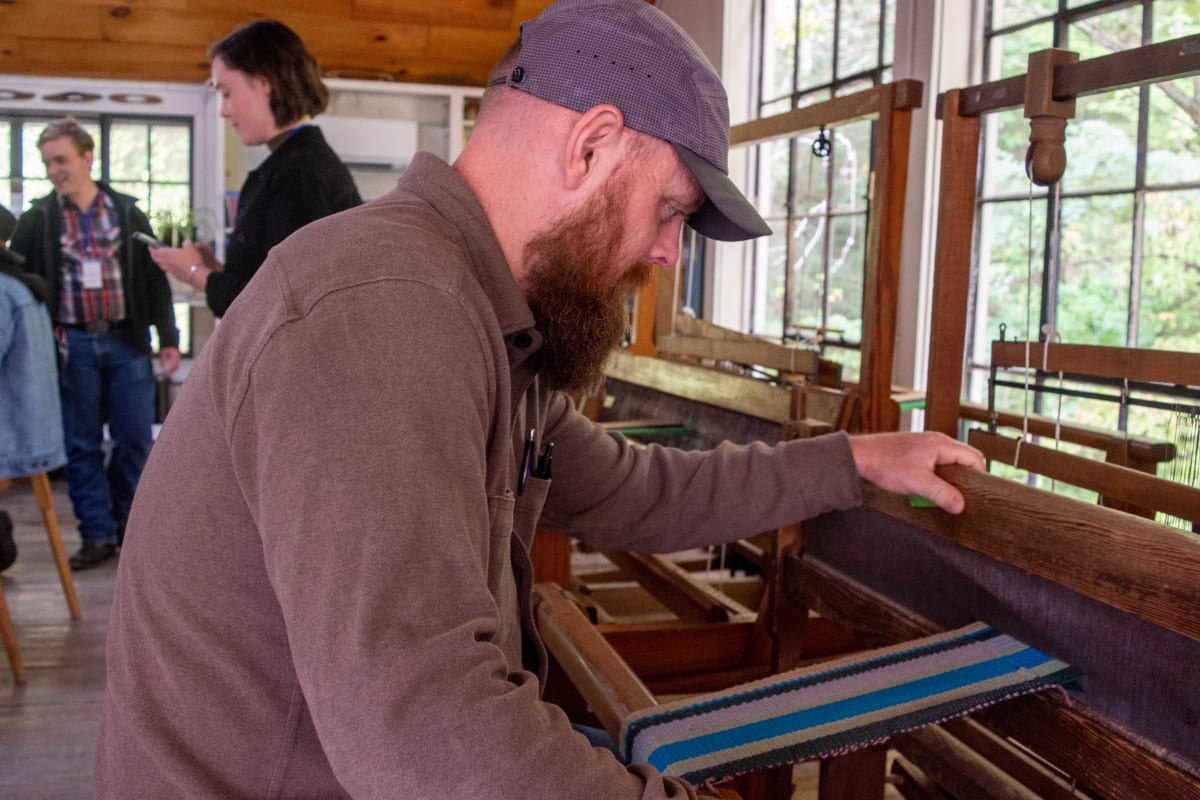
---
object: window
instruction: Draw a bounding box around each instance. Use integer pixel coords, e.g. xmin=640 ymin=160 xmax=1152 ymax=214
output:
xmin=4 ymin=115 xmax=192 ymax=232
xmin=744 ymin=0 xmax=895 ymax=380
xmin=971 ymin=0 xmax=1199 ymax=508
xmin=1 ymin=114 xmax=196 ymax=355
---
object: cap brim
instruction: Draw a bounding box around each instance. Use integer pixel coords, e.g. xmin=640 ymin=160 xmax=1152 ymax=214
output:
xmin=672 ymin=143 xmax=771 ymax=242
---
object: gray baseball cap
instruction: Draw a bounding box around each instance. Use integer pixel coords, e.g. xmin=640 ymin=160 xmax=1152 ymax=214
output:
xmin=501 ymin=0 xmax=771 ymax=242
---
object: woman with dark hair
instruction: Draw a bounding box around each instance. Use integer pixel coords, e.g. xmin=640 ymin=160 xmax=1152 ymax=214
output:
xmin=151 ymin=19 xmax=361 ymax=319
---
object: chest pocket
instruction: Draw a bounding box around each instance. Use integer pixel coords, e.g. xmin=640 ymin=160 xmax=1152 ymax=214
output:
xmin=486 ymin=479 xmax=550 ymax=666
xmin=485 ymin=480 xmax=550 ymax=592
xmin=512 ymin=477 xmax=550 ymax=550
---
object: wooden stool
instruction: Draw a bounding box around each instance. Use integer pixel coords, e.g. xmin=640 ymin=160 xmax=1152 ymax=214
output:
xmin=0 ymin=473 xmax=82 ymax=685
xmin=0 ymin=578 xmax=24 ymax=684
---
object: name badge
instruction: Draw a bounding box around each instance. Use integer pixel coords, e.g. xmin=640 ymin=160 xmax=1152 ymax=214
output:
xmin=81 ymin=258 xmax=103 ymax=290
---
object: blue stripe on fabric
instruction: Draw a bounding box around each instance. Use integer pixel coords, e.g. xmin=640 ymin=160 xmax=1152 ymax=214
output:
xmin=620 ymin=624 xmax=999 ymax=758
xmin=674 ymin=670 xmax=1079 ymax=784
xmin=641 ymin=645 xmax=1055 ymax=772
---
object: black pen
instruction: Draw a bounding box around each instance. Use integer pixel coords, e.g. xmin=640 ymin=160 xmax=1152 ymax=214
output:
xmin=517 ymin=428 xmax=535 ymax=495
xmin=534 ymin=442 xmax=554 ymax=480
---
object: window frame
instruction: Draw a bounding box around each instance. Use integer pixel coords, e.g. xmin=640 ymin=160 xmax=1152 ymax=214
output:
xmin=737 ymin=0 xmax=896 ymax=379
xmin=970 ymin=0 xmax=1200 ymax=433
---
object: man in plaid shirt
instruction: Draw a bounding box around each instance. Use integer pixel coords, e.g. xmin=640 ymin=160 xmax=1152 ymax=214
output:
xmin=10 ymin=118 xmax=180 ymax=570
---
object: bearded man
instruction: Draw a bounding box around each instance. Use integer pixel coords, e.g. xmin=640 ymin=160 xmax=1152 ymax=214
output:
xmin=95 ymin=1 xmax=983 ymax=797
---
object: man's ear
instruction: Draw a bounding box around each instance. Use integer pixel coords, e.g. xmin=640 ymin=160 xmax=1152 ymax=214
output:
xmin=562 ymin=104 xmax=625 ymax=191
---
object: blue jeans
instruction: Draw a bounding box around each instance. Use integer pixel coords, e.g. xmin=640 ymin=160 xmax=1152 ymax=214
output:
xmin=60 ymin=328 xmax=156 ymax=545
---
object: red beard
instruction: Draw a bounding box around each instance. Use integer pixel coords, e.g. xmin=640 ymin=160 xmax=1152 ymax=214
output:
xmin=522 ymin=172 xmax=654 ymax=392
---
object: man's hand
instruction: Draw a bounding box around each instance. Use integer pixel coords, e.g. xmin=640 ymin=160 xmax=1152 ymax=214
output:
xmin=848 ymin=431 xmax=985 ymax=514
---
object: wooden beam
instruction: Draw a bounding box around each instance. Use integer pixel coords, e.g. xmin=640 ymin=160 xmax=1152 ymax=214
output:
xmin=599 ymin=550 xmax=756 ymax=624
xmin=599 ymin=616 xmax=864 ymax=686
xmin=972 ymin=693 xmax=1200 ymax=800
xmin=923 ymin=89 xmax=980 ymax=437
xmin=938 ymin=717 xmax=1083 ymax=800
xmin=605 ymin=351 xmax=794 ymax=423
xmin=859 ymin=81 xmax=913 ymax=433
xmin=818 ymin=746 xmax=888 ymax=800
xmin=354 ymin=0 xmax=519 ymax=30
xmin=628 ymin=267 xmax=660 ymax=356
xmin=889 ymin=754 xmax=953 ymax=800
xmin=891 ymin=726 xmax=1045 ymax=800
xmin=597 ymin=620 xmax=757 ymax=681
xmin=783 ymin=555 xmax=939 ymax=649
xmin=730 ymin=79 xmax=923 ymax=148
xmin=534 ymin=583 xmax=656 ymax=740
xmin=0 ymin=38 xmax=213 ymax=83
xmin=990 ymin=341 xmax=1200 ymax=386
xmin=959 ymin=402 xmax=1176 ymax=465
xmin=863 ymin=465 xmax=1200 ymax=643
xmin=947 ymin=34 xmax=1200 ymax=118
xmin=655 ymin=334 xmax=820 ymax=378
xmin=967 ymin=429 xmax=1200 ymax=526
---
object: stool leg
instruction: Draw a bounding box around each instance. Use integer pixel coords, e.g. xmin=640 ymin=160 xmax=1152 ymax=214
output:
xmin=30 ymin=473 xmax=82 ymax=620
xmin=0 ymin=582 xmax=26 ymax=685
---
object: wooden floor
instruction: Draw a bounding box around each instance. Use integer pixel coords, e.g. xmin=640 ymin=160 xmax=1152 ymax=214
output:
xmin=1 ymin=477 xmax=110 ymax=800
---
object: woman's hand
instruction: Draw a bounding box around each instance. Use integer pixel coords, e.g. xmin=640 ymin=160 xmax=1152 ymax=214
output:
xmin=158 ymin=347 xmax=182 ymax=377
xmin=149 ymin=241 xmax=212 ymax=290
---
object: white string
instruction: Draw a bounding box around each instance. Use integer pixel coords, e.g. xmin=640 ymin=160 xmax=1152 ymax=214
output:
xmin=1041 ymin=323 xmax=1065 ymax=491
xmin=1016 ymin=337 xmax=1031 ymax=469
xmin=1040 ymin=324 xmax=1065 ymax=445
xmin=1016 ymin=180 xmax=1036 ymax=471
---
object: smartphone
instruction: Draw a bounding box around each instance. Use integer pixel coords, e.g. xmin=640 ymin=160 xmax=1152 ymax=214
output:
xmin=133 ymin=231 xmax=163 ymax=248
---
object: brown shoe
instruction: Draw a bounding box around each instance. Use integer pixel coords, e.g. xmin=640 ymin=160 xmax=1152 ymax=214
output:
xmin=69 ymin=542 xmax=118 ymax=571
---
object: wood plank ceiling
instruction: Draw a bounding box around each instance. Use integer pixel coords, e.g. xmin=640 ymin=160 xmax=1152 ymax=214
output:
xmin=0 ymin=0 xmax=564 ymax=89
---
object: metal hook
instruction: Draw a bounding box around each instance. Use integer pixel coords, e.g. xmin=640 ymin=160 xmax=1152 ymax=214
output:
xmin=812 ymin=126 xmax=832 ymax=158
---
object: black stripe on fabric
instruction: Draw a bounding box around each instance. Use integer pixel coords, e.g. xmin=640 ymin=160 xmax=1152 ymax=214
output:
xmin=674 ymin=676 xmax=1077 ymax=785
xmin=621 ymin=625 xmax=1000 ymax=755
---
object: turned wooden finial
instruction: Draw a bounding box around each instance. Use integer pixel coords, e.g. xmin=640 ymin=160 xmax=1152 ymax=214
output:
xmin=1023 ymin=48 xmax=1078 ymax=186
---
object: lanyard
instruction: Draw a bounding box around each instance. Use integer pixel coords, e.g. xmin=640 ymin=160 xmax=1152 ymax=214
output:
xmin=74 ymin=199 xmax=98 ymax=254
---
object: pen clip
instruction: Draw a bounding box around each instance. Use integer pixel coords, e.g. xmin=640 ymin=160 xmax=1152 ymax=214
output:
xmin=534 ymin=442 xmax=554 ymax=480
xmin=517 ymin=428 xmax=536 ymax=496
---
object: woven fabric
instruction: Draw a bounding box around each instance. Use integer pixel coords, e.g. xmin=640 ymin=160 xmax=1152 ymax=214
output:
xmin=619 ymin=623 xmax=1080 ymax=785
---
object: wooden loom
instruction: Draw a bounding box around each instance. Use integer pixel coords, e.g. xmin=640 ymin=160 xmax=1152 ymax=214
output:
xmin=789 ymin=35 xmax=1200 ymax=798
xmin=535 ymin=36 xmax=1200 ymax=800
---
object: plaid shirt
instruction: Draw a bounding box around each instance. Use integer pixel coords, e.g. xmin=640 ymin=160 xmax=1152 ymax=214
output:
xmin=55 ymin=191 xmax=127 ymax=325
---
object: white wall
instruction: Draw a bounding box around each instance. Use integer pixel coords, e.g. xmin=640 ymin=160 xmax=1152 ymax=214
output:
xmin=659 ymin=0 xmax=758 ymax=329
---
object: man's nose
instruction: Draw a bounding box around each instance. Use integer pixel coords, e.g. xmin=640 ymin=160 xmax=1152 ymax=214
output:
xmin=646 ymin=223 xmax=684 ymax=268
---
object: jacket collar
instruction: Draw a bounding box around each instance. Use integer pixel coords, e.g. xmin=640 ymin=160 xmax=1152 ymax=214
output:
xmin=393 ymin=153 xmax=537 ymax=342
